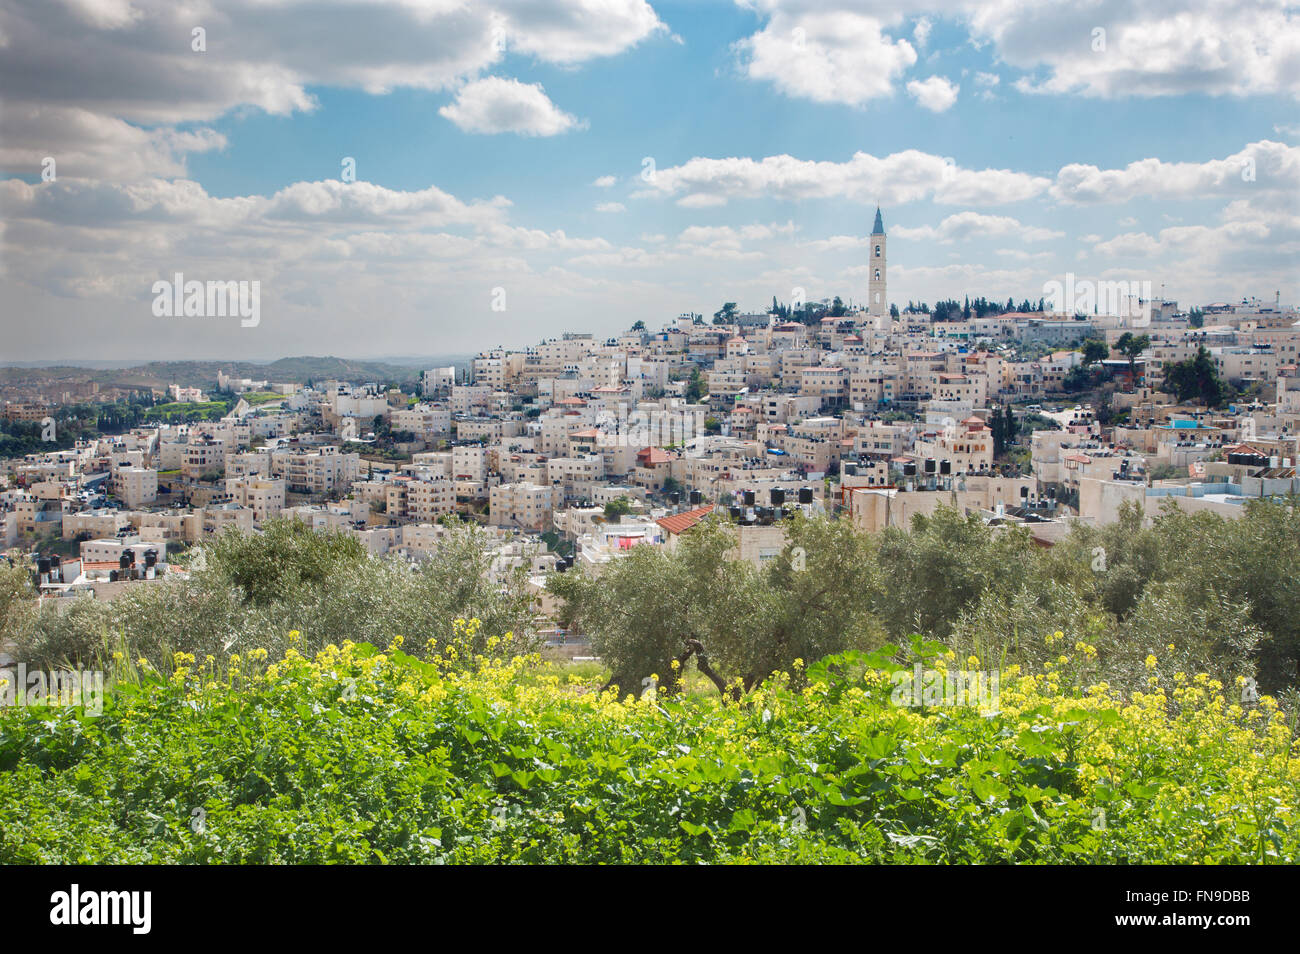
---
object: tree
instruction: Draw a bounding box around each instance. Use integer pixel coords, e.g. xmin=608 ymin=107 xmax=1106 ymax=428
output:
xmin=547 ymin=514 xmax=877 ymax=698
xmin=1163 ymin=346 xmax=1229 ymax=407
xmin=830 ymin=296 xmax=847 ymax=317
xmin=870 ymin=507 xmax=1038 ymax=641
xmin=12 ymin=519 xmax=538 ymax=673
xmin=712 ymin=302 xmax=738 ymax=325
xmin=603 ymin=496 xmax=633 ymax=522
xmin=992 ymin=406 xmax=1012 ymax=456
xmin=684 ymin=367 xmax=705 ymax=403
xmin=1062 ymin=366 xmax=1093 ymax=393
xmin=889 ymin=303 xmax=899 ymax=319
xmin=1002 ymin=406 xmax=1017 ymax=447
xmin=1081 ymin=339 xmax=1109 ymax=366
xmin=630 ymin=320 xmax=646 ymax=331
xmin=1115 ymin=332 xmax=1150 ymax=385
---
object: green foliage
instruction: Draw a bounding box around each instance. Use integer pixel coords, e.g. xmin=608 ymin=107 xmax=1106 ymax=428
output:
xmin=1164 ymin=345 xmax=1231 ymax=407
xmin=549 ymin=515 xmax=879 ymax=697
xmin=7 ymin=520 xmax=538 ymax=673
xmin=145 ymin=400 xmax=234 ymax=424
xmin=1081 ymin=339 xmax=1109 ymax=366
xmin=1115 ymin=332 xmax=1151 ymax=387
xmin=206 ymin=519 xmax=368 ymax=607
xmin=0 ymin=643 xmax=1295 ymax=864
xmin=872 ymin=509 xmax=1036 ymax=640
xmin=684 ymin=367 xmax=705 ymax=403
xmin=549 ymin=501 xmax=1300 ymax=698
xmin=603 ymin=496 xmax=633 ymax=521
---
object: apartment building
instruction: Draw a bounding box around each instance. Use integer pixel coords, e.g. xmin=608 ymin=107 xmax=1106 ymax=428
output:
xmin=182 ymin=438 xmax=228 ymax=480
xmin=225 ymin=476 xmax=286 ymax=522
xmin=114 ymin=466 xmax=158 ymax=508
xmin=391 ymin=403 xmax=451 ymax=439
xmin=408 ymin=475 xmax=456 ymax=521
xmin=490 ymin=482 xmax=557 ymax=531
xmin=283 ymin=446 xmax=361 ymax=496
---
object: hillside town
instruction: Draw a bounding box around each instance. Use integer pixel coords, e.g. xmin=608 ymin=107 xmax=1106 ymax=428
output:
xmin=4 ymin=211 xmax=1299 ymax=641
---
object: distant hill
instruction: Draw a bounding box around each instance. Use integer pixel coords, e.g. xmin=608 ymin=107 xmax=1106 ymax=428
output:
xmin=0 ymin=355 xmax=473 ymax=391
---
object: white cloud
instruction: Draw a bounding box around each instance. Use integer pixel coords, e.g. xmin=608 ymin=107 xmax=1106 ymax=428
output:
xmin=1050 ymin=140 xmax=1300 ymax=203
xmin=0 ymin=103 xmax=227 ymax=181
xmin=906 ymin=75 xmax=959 ymax=112
xmin=676 ymin=193 xmax=729 ymax=209
xmin=0 ymin=0 xmax=660 ymax=177
xmin=678 ymin=222 xmax=794 ymax=245
xmin=994 ymin=248 xmax=1052 ymax=261
xmin=595 ymin=201 xmax=626 ymax=213
xmin=593 ymin=175 xmax=617 ymax=188
xmin=891 ymin=212 xmax=1063 ymax=243
xmin=971 ymin=0 xmax=1300 ymax=100
xmin=799 ymin=234 xmax=869 ymax=252
xmin=735 ymin=1 xmax=1300 ymax=103
xmin=439 ymin=77 xmax=584 ymax=136
xmin=913 ymin=16 xmax=932 ymax=48
xmin=637 ymin=149 xmax=1050 ymax=207
xmin=734 ymin=8 xmax=917 ymax=106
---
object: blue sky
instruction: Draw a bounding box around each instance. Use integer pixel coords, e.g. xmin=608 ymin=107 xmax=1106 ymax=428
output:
xmin=1 ymin=0 xmax=1297 ymax=361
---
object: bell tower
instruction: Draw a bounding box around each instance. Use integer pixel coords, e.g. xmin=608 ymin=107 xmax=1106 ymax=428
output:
xmin=868 ymin=206 xmax=887 ymax=318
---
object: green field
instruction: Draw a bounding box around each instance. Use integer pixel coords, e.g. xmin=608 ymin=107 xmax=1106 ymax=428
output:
xmin=240 ymin=391 xmax=285 ymax=405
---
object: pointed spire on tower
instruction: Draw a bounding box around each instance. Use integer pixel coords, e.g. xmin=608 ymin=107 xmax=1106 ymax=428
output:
xmin=872 ymin=205 xmax=884 ymax=235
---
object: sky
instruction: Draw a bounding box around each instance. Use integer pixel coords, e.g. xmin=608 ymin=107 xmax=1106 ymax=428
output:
xmin=0 ymin=0 xmax=1297 ymax=363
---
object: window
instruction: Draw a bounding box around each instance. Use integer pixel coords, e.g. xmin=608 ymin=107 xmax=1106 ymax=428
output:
xmin=875 ymin=245 xmax=881 ymax=256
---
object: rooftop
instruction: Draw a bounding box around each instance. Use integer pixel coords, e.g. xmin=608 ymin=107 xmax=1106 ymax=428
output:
xmin=655 ymin=505 xmax=716 ymax=536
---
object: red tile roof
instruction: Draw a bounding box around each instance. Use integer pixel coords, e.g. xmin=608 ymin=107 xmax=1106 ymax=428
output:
xmin=656 ymin=505 xmax=715 ymax=535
